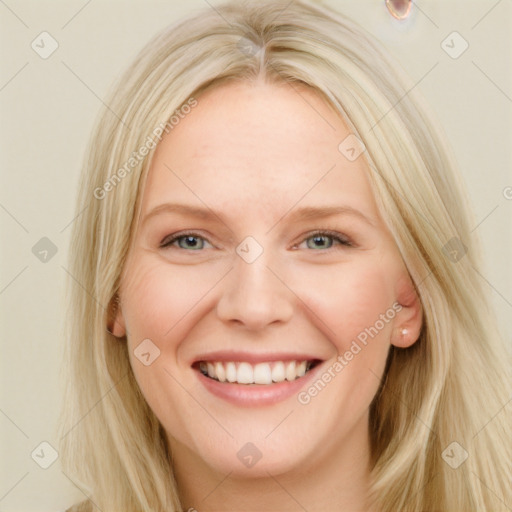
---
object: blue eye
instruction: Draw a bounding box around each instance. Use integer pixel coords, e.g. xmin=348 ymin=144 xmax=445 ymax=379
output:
xmin=303 ymin=231 xmax=352 ymax=250
xmin=160 ymin=233 xmax=208 ymax=250
xmin=160 ymin=230 xmax=353 ymax=252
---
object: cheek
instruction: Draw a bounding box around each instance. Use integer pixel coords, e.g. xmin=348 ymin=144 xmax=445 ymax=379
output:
xmin=295 ymin=260 xmax=398 ymax=421
xmin=300 ymin=260 xmax=398 ymax=346
xmin=122 ymin=255 xmax=223 ymax=342
xmin=284 ymin=259 xmax=399 ymax=438
xmin=120 ymin=255 xmax=222 ymax=432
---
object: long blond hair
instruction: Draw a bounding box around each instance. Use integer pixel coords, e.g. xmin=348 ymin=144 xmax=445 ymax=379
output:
xmin=59 ymin=1 xmax=512 ymax=510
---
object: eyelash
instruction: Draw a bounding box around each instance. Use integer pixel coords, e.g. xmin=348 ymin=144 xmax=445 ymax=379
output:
xmin=159 ymin=230 xmax=353 ymax=251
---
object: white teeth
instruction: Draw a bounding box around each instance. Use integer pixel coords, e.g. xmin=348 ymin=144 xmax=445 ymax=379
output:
xmin=254 ymin=363 xmax=272 ymax=384
xmin=226 ymin=362 xmax=237 ymax=383
xmin=271 ymin=361 xmax=285 ymax=383
xmin=215 ymin=362 xmax=226 ymax=382
xmin=296 ymin=360 xmax=306 ymax=377
xmin=237 ymin=362 xmax=253 ymax=384
xmin=198 ymin=359 xmax=314 ymax=384
xmin=285 ymin=361 xmax=296 ymax=381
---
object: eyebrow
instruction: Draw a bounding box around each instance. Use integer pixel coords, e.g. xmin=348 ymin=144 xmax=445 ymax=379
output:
xmin=141 ymin=202 xmax=377 ymax=228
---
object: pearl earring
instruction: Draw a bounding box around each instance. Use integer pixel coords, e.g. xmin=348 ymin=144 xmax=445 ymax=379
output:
xmin=401 ymin=327 xmax=409 ymax=337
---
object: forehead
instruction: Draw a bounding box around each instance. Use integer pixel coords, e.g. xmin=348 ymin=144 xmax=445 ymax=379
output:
xmin=140 ymin=81 xmax=380 ymax=225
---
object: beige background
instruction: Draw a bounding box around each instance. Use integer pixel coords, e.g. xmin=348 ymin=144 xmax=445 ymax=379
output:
xmin=0 ymin=1 xmax=510 ymax=510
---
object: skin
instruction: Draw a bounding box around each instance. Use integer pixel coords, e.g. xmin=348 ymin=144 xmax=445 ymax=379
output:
xmin=111 ymin=80 xmax=423 ymax=511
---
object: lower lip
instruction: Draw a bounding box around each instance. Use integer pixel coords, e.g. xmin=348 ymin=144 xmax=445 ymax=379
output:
xmin=195 ymin=363 xmax=323 ymax=407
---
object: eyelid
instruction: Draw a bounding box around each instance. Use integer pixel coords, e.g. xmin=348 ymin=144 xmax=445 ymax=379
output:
xmin=160 ymin=229 xmax=353 ymax=251
xmin=294 ymin=229 xmax=354 ymax=250
xmin=160 ymin=231 xmax=213 ymax=249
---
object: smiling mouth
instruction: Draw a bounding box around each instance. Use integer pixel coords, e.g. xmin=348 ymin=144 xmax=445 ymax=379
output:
xmin=196 ymin=360 xmax=321 ymax=385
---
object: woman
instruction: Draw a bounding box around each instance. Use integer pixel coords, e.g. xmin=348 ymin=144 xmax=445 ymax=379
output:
xmin=59 ymin=1 xmax=511 ymax=510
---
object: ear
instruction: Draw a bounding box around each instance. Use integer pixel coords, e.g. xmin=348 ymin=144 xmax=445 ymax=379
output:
xmin=391 ymin=273 xmax=423 ymax=348
xmin=107 ymin=294 xmax=127 ymax=338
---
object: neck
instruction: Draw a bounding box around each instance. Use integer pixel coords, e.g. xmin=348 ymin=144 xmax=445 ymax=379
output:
xmin=170 ymin=417 xmax=375 ymax=511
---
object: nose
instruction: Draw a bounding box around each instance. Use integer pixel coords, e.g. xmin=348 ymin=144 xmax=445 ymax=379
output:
xmin=216 ymin=251 xmax=294 ymax=331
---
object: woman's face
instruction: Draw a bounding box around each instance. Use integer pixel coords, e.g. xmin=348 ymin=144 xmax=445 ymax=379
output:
xmin=113 ymin=81 xmax=422 ymax=478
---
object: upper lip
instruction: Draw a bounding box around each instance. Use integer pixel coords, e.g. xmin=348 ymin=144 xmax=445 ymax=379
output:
xmin=192 ymin=350 xmax=322 ymax=365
